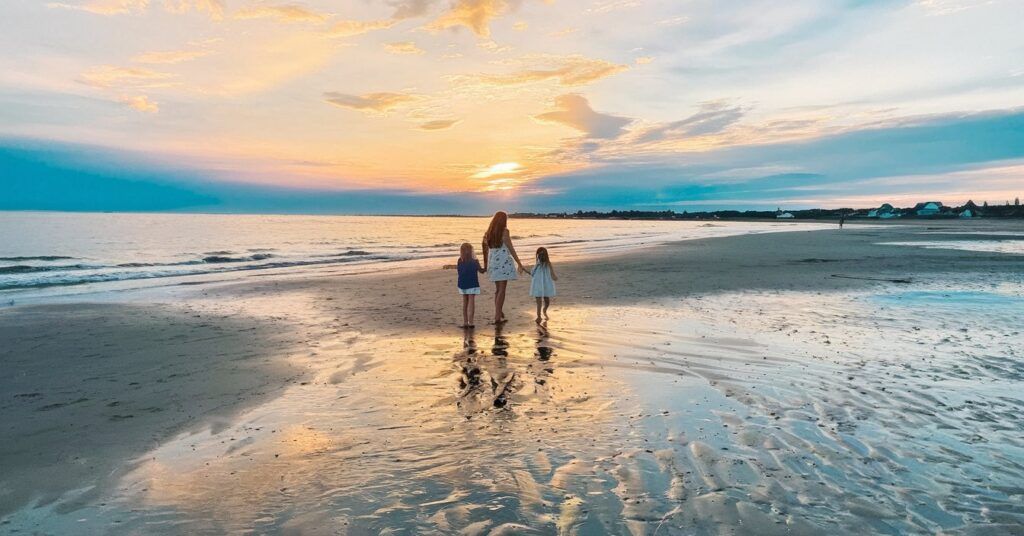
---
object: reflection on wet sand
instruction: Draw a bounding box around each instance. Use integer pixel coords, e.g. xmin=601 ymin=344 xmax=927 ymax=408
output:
xmin=59 ymin=283 xmax=1024 ymax=534
xmin=112 ymin=309 xmax=629 ymax=534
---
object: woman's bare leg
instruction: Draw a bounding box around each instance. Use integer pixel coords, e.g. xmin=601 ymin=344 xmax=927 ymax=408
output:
xmin=494 ymin=281 xmax=507 ymax=323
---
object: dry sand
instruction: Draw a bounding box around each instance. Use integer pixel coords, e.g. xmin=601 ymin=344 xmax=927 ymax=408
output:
xmin=1 ymin=220 xmax=1022 ymax=534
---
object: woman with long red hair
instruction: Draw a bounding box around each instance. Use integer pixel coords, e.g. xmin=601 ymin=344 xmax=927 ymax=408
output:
xmin=481 ymin=211 xmax=526 ymax=324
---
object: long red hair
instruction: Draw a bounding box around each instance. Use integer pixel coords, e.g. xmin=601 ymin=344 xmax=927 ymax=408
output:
xmin=484 ymin=211 xmax=508 ymax=248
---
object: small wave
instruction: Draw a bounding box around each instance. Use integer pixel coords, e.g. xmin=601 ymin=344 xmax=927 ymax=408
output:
xmin=203 ymin=250 xmax=236 ymax=256
xmin=314 ymin=250 xmax=374 ymax=258
xmin=0 ymin=264 xmax=97 ymax=275
xmin=0 ymin=256 xmax=75 ymax=262
xmin=202 ymin=253 xmax=275 ymax=264
xmin=0 ymin=253 xmax=391 ymax=291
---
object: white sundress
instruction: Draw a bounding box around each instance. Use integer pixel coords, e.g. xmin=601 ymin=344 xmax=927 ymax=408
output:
xmin=530 ymin=263 xmax=556 ymax=298
xmin=487 ymin=243 xmax=518 ymax=282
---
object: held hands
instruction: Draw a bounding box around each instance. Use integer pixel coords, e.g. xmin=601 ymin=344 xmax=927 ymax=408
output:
xmin=518 ymin=263 xmax=528 ymax=274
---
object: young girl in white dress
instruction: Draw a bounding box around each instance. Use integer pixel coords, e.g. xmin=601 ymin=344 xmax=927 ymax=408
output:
xmin=530 ymin=247 xmax=558 ymax=323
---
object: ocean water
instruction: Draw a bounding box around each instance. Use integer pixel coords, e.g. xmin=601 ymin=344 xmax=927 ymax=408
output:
xmin=0 ymin=212 xmax=827 ymax=299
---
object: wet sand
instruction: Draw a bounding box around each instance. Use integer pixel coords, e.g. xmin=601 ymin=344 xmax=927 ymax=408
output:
xmin=1 ymin=220 xmax=1023 ymax=534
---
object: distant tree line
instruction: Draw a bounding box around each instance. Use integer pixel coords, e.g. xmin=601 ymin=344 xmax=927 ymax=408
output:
xmin=511 ymin=200 xmax=1024 ymax=221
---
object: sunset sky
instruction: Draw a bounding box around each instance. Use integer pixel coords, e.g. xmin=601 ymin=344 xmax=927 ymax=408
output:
xmin=2 ymin=0 xmax=1023 ymax=213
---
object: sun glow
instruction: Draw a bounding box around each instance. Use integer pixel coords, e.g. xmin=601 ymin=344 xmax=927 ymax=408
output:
xmin=470 ymin=162 xmax=524 ymax=180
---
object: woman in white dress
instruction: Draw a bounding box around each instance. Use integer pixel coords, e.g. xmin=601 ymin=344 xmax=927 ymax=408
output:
xmin=482 ymin=211 xmax=526 ymax=324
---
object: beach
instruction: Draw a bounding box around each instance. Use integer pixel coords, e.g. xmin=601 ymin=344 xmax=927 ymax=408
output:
xmin=2 ymin=219 xmax=1023 ymax=534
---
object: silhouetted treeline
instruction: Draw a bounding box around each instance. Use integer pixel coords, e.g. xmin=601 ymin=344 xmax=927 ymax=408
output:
xmin=511 ymin=200 xmax=1024 ymax=221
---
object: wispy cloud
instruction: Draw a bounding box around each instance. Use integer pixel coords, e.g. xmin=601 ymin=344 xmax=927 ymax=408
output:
xmin=79 ymin=66 xmax=175 ymax=89
xmin=458 ymin=55 xmax=628 ymax=87
xmin=426 ymin=0 xmax=530 ymax=38
xmin=915 ymin=0 xmax=990 ymax=16
xmin=416 ymin=119 xmax=461 ymax=130
xmin=132 ymin=49 xmax=210 ymax=64
xmin=48 ymin=0 xmax=224 ymax=17
xmin=234 ymin=3 xmax=330 ymax=23
xmin=534 ymin=94 xmax=633 ymax=139
xmin=46 ymin=0 xmax=148 ymax=15
xmin=161 ymin=0 xmax=224 ymax=19
xmin=119 ymin=94 xmax=159 ymax=113
xmin=324 ymin=91 xmax=419 ymax=113
xmin=385 ymin=41 xmax=426 ymax=55
xmin=636 ymin=101 xmax=746 ymax=143
xmin=427 ymin=0 xmax=502 ymax=37
xmin=389 ymin=0 xmax=435 ymax=19
xmin=326 ymin=18 xmax=397 ymax=37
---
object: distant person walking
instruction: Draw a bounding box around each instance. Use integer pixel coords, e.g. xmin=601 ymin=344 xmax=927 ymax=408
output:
xmin=482 ymin=211 xmax=526 ymax=324
xmin=839 ymin=215 xmax=845 ymax=229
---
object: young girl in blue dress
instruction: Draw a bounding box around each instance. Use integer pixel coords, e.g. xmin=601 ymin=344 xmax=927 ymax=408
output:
xmin=444 ymin=242 xmax=486 ymax=328
xmin=529 ymin=247 xmax=558 ymax=323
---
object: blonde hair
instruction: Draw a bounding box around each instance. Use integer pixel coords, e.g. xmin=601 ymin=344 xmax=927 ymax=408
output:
xmin=459 ymin=242 xmax=474 ymax=263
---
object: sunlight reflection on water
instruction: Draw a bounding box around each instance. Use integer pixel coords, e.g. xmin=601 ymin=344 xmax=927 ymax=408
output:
xmin=65 ymin=284 xmax=1024 ymax=534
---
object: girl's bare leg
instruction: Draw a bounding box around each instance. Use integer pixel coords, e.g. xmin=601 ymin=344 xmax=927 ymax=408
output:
xmin=494 ymin=281 xmax=507 ymax=323
xmin=467 ymin=295 xmax=475 ymax=327
xmin=543 ymin=297 xmax=550 ymax=319
xmin=535 ymin=298 xmax=542 ymax=323
xmin=462 ymin=295 xmax=470 ymax=327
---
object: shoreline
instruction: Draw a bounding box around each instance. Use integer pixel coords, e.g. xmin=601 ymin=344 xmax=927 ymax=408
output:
xmin=1 ymin=220 xmax=1022 ymax=531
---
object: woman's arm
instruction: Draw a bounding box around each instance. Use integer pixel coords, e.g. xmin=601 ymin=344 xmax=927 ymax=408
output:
xmin=503 ymin=230 xmax=526 ymax=273
xmin=477 ymin=259 xmax=486 ymax=273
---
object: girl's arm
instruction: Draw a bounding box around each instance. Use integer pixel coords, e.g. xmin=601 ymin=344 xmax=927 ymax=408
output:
xmin=550 ymin=264 xmax=559 ymax=281
xmin=504 ymin=230 xmax=526 ymax=273
xmin=481 ymin=239 xmax=489 ymax=270
xmin=477 ymin=259 xmax=486 ymax=273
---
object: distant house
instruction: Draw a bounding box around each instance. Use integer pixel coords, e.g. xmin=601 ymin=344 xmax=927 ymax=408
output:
xmin=913 ymin=202 xmax=943 ymax=216
xmin=959 ymin=200 xmax=982 ymax=218
xmin=868 ymin=203 xmax=900 ymax=219
xmin=776 ymin=212 xmax=795 ymax=219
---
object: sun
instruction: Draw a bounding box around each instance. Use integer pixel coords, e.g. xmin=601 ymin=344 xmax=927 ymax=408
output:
xmin=470 ymin=162 xmax=524 ymax=180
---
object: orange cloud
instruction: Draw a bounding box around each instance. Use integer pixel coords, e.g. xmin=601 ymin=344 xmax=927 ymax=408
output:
xmin=161 ymin=0 xmax=224 ymax=19
xmin=385 ymin=41 xmax=426 ymax=55
xmin=326 ymin=18 xmax=397 ymax=37
xmin=234 ymin=4 xmax=330 ymax=23
xmin=119 ymin=94 xmax=159 ymax=113
xmin=79 ymin=66 xmax=176 ymax=89
xmin=46 ymin=0 xmax=148 ymax=15
xmin=416 ymin=119 xmax=461 ymax=130
xmin=133 ymin=49 xmax=210 ymax=64
xmin=324 ymin=91 xmax=419 ymax=113
xmin=426 ymin=0 xmax=509 ymax=38
xmin=459 ymin=55 xmax=628 ymax=87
